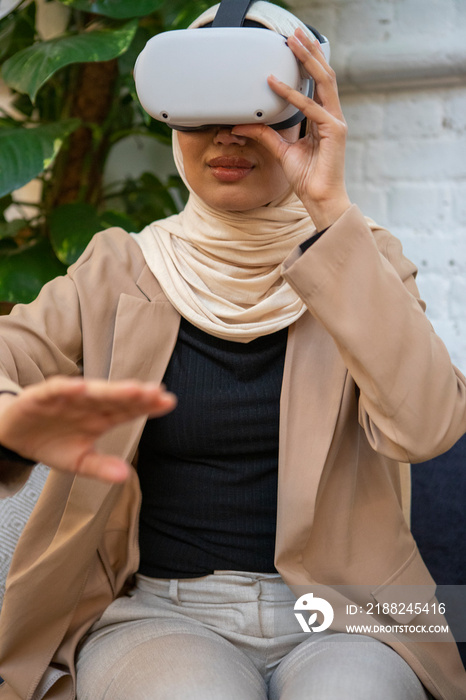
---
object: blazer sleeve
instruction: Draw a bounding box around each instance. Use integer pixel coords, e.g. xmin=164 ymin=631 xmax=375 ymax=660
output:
xmin=281 ymin=204 xmax=466 ymax=463
xmin=0 ymin=227 xmax=143 ymax=395
xmin=0 ymin=273 xmax=83 ymax=395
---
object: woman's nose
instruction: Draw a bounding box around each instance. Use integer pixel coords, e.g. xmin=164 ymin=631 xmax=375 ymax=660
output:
xmin=213 ymin=127 xmax=247 ymax=146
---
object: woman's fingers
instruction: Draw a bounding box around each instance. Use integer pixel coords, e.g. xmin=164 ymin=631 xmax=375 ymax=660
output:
xmin=0 ymin=377 xmax=177 ymax=482
xmin=74 ymin=450 xmax=131 ymax=483
xmin=266 ymin=74 xmax=331 ymax=127
xmin=288 ymin=29 xmax=343 ymax=118
xmin=29 ymin=377 xmax=176 ymax=425
xmin=231 ymin=122 xmax=293 ymax=161
xmin=232 ymin=26 xmax=350 ymax=229
xmin=233 ymin=27 xmax=346 ymax=154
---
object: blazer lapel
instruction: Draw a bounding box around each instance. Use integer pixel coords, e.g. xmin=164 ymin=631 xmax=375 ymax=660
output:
xmin=275 ymin=310 xmax=347 ymax=575
xmin=72 ymin=264 xmax=180 ymax=506
xmin=98 ymin=268 xmax=181 ymax=462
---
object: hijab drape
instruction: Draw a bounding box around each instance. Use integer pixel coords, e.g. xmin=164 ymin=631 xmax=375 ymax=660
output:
xmin=131 ymin=2 xmax=319 ymax=342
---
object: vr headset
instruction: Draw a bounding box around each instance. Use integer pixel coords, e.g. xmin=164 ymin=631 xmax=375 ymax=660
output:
xmin=134 ymin=0 xmax=330 ymax=131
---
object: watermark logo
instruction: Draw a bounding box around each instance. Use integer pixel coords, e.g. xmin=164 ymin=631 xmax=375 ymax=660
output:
xmin=288 ymin=585 xmax=461 ymax=641
xmin=294 ymin=592 xmax=334 ymax=633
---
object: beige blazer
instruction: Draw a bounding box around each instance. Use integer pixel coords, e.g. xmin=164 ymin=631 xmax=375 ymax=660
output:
xmin=0 ymin=206 xmax=465 ymax=700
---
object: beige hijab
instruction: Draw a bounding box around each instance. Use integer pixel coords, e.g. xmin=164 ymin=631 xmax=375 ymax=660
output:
xmin=131 ymin=2 xmax=319 ymax=342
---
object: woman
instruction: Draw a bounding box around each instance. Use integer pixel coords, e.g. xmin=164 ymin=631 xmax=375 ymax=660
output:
xmin=0 ymin=2 xmax=465 ymax=699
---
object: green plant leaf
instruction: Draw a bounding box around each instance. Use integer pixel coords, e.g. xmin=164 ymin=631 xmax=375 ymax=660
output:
xmin=0 ymin=1 xmax=36 ymax=62
xmin=162 ymin=0 xmax=212 ymax=30
xmin=0 ymin=119 xmax=81 ymax=198
xmin=0 ymin=238 xmax=67 ymax=304
xmin=2 ymin=19 xmax=138 ymax=102
xmin=99 ymin=209 xmax=135 ymax=230
xmin=116 ymin=171 xmax=181 ymax=231
xmin=0 ymin=219 xmax=28 ymax=240
xmin=49 ymin=202 xmax=104 ymax=265
xmin=0 ymin=115 xmax=17 ymax=128
xmin=0 ymin=194 xmax=13 ymax=217
xmin=57 ymin=0 xmax=164 ymax=19
xmin=0 ymin=15 xmax=18 ymax=60
xmin=50 ymin=203 xmax=140 ymax=265
xmin=10 ymin=92 xmax=34 ymax=119
xmin=117 ymin=24 xmax=151 ymax=76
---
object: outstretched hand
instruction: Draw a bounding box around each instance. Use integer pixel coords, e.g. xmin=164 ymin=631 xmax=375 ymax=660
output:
xmin=0 ymin=377 xmax=176 ymax=483
xmin=232 ymin=27 xmax=352 ymax=230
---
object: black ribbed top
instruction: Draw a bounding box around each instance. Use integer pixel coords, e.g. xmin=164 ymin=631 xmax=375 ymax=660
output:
xmin=137 ymin=317 xmax=287 ymax=578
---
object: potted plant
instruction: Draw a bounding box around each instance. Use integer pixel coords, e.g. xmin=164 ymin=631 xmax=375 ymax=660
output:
xmin=0 ymin=0 xmax=212 ymax=309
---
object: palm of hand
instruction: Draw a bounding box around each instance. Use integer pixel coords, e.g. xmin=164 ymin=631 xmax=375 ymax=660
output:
xmin=0 ymin=377 xmax=176 ymax=483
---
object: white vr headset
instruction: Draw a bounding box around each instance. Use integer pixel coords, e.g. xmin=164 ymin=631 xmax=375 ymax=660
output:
xmin=134 ymin=0 xmax=330 ymax=131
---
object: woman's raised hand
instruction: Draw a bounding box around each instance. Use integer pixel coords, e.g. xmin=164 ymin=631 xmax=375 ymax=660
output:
xmin=0 ymin=377 xmax=176 ymax=483
xmin=232 ymin=27 xmax=352 ymax=231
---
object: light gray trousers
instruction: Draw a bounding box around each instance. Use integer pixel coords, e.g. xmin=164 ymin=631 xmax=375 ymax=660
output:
xmin=76 ymin=571 xmax=431 ymax=700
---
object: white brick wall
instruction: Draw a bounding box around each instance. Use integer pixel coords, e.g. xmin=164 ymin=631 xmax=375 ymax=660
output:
xmin=291 ymin=0 xmax=466 ymax=371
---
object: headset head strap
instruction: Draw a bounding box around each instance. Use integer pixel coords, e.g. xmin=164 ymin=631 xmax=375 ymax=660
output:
xmin=211 ymin=0 xmax=254 ymax=28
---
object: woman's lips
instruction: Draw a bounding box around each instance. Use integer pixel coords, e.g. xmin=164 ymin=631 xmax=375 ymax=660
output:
xmin=207 ymin=156 xmax=254 ymax=182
